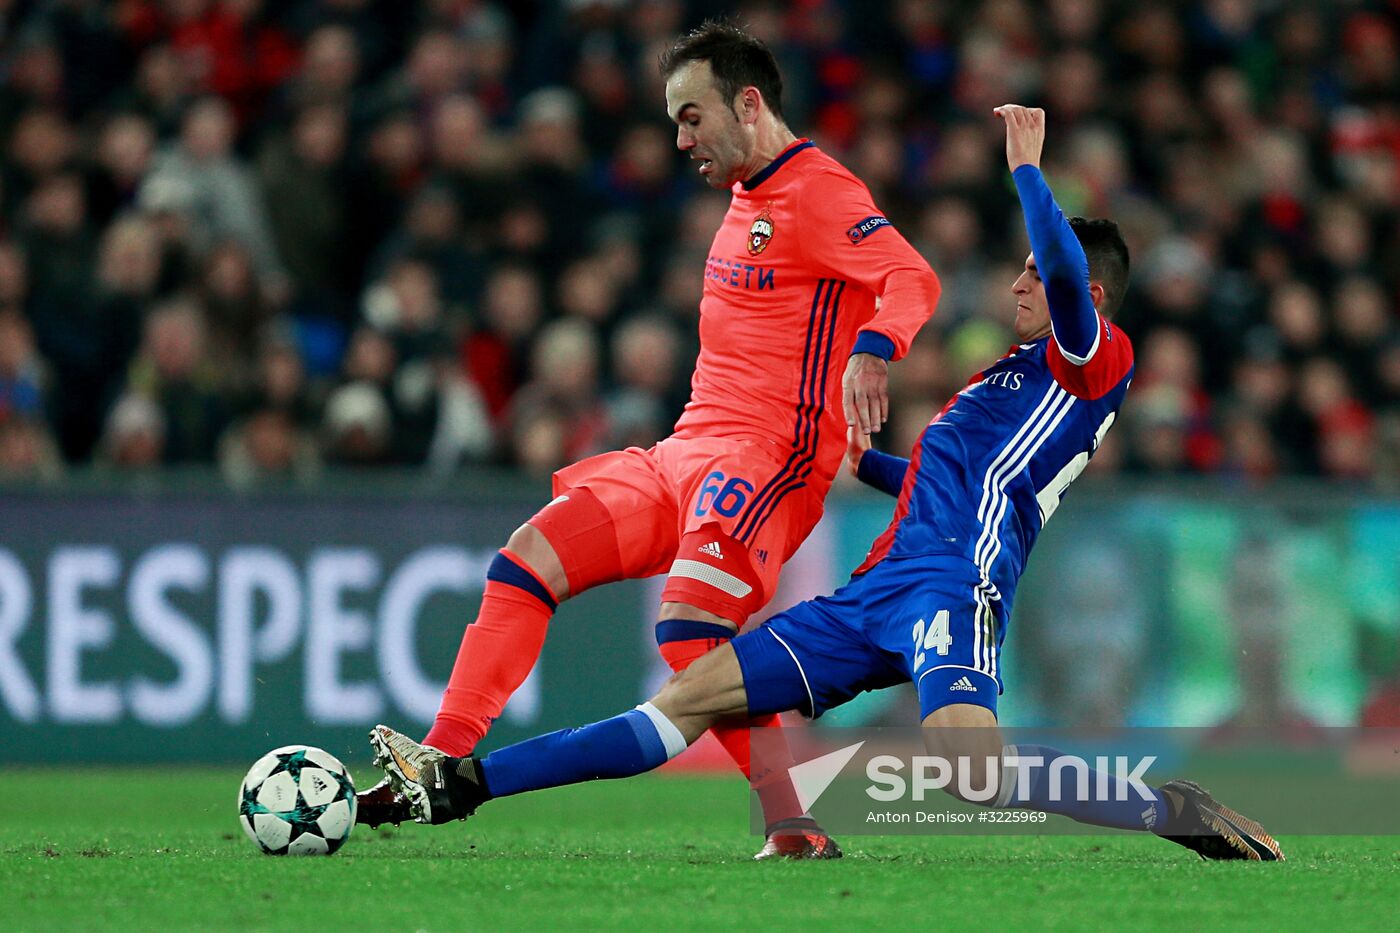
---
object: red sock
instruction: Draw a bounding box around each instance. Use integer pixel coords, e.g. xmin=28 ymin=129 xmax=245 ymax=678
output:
xmin=423 ymin=550 xmax=557 ymax=756
xmin=658 ymin=637 xmax=808 ymax=828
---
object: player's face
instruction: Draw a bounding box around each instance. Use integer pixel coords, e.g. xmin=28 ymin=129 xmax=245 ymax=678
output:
xmin=666 ymin=61 xmax=752 ymax=189
xmin=1012 ymin=253 xmax=1053 ymax=341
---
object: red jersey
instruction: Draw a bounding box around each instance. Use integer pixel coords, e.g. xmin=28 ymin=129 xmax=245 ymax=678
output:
xmin=673 ymin=139 xmax=940 ymax=498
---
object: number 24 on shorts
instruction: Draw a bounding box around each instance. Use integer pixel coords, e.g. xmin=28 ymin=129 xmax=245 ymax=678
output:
xmin=694 ymin=471 xmax=754 ymax=518
xmin=912 ymin=610 xmax=952 ymax=670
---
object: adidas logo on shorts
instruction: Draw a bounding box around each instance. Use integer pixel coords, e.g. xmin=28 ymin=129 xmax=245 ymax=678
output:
xmin=698 ymin=542 xmax=723 ymax=560
xmin=950 ymin=676 xmax=977 ymax=692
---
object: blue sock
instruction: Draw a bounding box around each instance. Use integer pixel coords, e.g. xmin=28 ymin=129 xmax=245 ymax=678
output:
xmin=998 ymin=744 xmax=1168 ymax=832
xmin=479 ymin=704 xmax=686 ymax=799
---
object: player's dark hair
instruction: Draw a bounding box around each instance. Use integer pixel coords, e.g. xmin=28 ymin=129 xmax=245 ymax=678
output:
xmin=1069 ymin=217 xmax=1130 ymax=319
xmin=659 ymin=19 xmax=785 ymax=121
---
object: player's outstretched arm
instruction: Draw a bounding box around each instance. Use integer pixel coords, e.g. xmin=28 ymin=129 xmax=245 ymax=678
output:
xmin=995 ymin=105 xmax=1099 ymax=361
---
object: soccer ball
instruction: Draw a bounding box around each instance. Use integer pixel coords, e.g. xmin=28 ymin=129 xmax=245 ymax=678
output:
xmin=238 ymin=745 xmax=357 ymax=855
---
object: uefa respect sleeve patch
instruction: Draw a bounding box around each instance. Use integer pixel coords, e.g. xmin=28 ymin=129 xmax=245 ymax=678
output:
xmin=847 ymin=215 xmax=891 ymax=243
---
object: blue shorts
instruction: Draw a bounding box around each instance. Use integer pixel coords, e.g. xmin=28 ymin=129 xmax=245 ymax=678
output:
xmin=731 ymin=556 xmax=1007 ymax=721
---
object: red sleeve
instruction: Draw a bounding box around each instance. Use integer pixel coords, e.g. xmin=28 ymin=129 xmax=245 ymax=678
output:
xmin=797 ymin=170 xmax=939 ymax=362
xmin=1047 ymin=319 xmax=1134 ymax=400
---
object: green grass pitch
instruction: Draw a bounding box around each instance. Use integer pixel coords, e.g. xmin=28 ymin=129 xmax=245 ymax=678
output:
xmin=3 ymin=767 xmax=1398 ymax=931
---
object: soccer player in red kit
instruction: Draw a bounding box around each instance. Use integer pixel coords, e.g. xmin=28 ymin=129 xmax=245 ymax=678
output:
xmin=362 ymin=20 xmax=940 ymax=858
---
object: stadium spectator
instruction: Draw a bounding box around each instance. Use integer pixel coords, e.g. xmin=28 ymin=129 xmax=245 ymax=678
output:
xmin=199 ymin=238 xmax=273 ymax=379
xmin=120 ymin=44 xmax=196 ymax=139
xmin=605 ymin=313 xmax=684 ymax=451
xmin=97 ymin=392 xmax=167 ymax=471
xmin=509 ymin=317 xmax=606 ymax=468
xmin=20 ymin=173 xmax=94 ymax=315
xmin=461 ymin=262 xmax=545 ymax=423
xmin=0 ymin=416 xmax=63 ymax=482
xmin=423 ymin=93 xmax=513 ymax=261
xmin=88 ymin=114 xmax=158 ymax=228
xmin=0 ymin=311 xmax=49 ymax=426
xmin=274 ymin=24 xmax=361 ymax=116
xmin=370 ymin=184 xmax=480 ymax=306
xmin=220 ymin=406 xmax=321 ymax=488
xmin=257 ymin=103 xmax=350 ymax=298
xmin=515 ymin=87 xmax=598 ymax=270
xmin=238 ymin=335 xmax=317 ymax=428
xmin=125 ymin=298 xmax=228 ymax=464
xmin=361 ymin=29 xmax=468 ymax=120
xmin=333 ymin=325 xmax=400 ymax=462
xmin=143 ymin=96 xmax=286 ymax=288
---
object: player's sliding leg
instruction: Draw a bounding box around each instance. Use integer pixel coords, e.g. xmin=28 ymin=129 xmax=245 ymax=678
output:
xmin=657 ymin=525 xmax=837 ymax=859
xmin=370 ymin=644 xmax=750 ymax=824
xmin=920 ymin=702 xmax=1284 ymax=861
xmin=654 ymin=613 xmax=835 ymax=859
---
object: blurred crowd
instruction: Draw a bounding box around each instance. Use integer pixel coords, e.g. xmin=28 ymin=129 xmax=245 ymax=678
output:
xmin=0 ymin=0 xmax=1398 ymax=486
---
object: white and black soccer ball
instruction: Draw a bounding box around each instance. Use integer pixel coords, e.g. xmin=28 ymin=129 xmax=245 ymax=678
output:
xmin=238 ymin=745 xmax=357 ymax=855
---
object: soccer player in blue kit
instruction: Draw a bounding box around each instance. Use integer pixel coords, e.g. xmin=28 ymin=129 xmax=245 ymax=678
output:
xmin=371 ymin=105 xmax=1283 ymax=862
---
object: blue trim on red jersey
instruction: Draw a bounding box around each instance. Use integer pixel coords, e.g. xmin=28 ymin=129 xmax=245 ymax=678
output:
xmin=486 ymin=551 xmax=556 ymax=610
xmin=734 ymin=278 xmax=845 ymax=544
xmin=852 ymin=330 xmax=895 ymax=360
xmin=655 ymin=619 xmax=736 ymax=645
xmin=742 ymin=140 xmax=815 ymax=191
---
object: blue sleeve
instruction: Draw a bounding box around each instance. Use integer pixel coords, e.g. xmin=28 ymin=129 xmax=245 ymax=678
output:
xmin=856 ymin=449 xmax=909 ymax=497
xmin=1012 ymin=165 xmax=1099 ymax=362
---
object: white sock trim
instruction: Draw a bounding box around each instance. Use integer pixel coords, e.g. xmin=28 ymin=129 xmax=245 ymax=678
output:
xmin=995 ymin=744 xmax=1021 ymax=808
xmin=635 ymin=702 xmax=688 ymax=760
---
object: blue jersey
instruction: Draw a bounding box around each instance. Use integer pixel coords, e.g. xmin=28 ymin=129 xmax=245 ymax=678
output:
xmin=854 ymin=166 xmax=1134 ymax=624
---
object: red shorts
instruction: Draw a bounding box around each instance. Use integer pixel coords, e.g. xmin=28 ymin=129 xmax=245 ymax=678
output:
xmin=530 ymin=436 xmax=827 ymax=624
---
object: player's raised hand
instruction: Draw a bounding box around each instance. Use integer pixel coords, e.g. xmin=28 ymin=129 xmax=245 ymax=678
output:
xmin=845 ymin=424 xmax=871 ymax=478
xmin=842 ymin=352 xmax=889 ymax=436
xmin=994 ymin=104 xmax=1045 ymax=171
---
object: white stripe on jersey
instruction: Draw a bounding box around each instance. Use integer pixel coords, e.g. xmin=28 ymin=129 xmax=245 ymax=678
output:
xmin=972 ymin=582 xmax=983 ymax=677
xmin=970 ymin=382 xmax=1077 ymax=662
xmin=971 ymin=385 xmax=1064 ymax=676
xmin=975 ymin=381 xmax=1063 ymax=525
xmin=973 ymin=384 xmax=1075 ymax=577
xmin=977 ymin=388 xmax=1076 ymax=582
xmin=970 ymin=586 xmax=991 ymax=678
xmin=984 ymin=595 xmax=998 ymax=679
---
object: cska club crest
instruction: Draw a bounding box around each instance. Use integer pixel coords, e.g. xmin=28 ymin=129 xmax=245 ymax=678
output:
xmin=748 ymin=206 xmax=774 ymax=256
